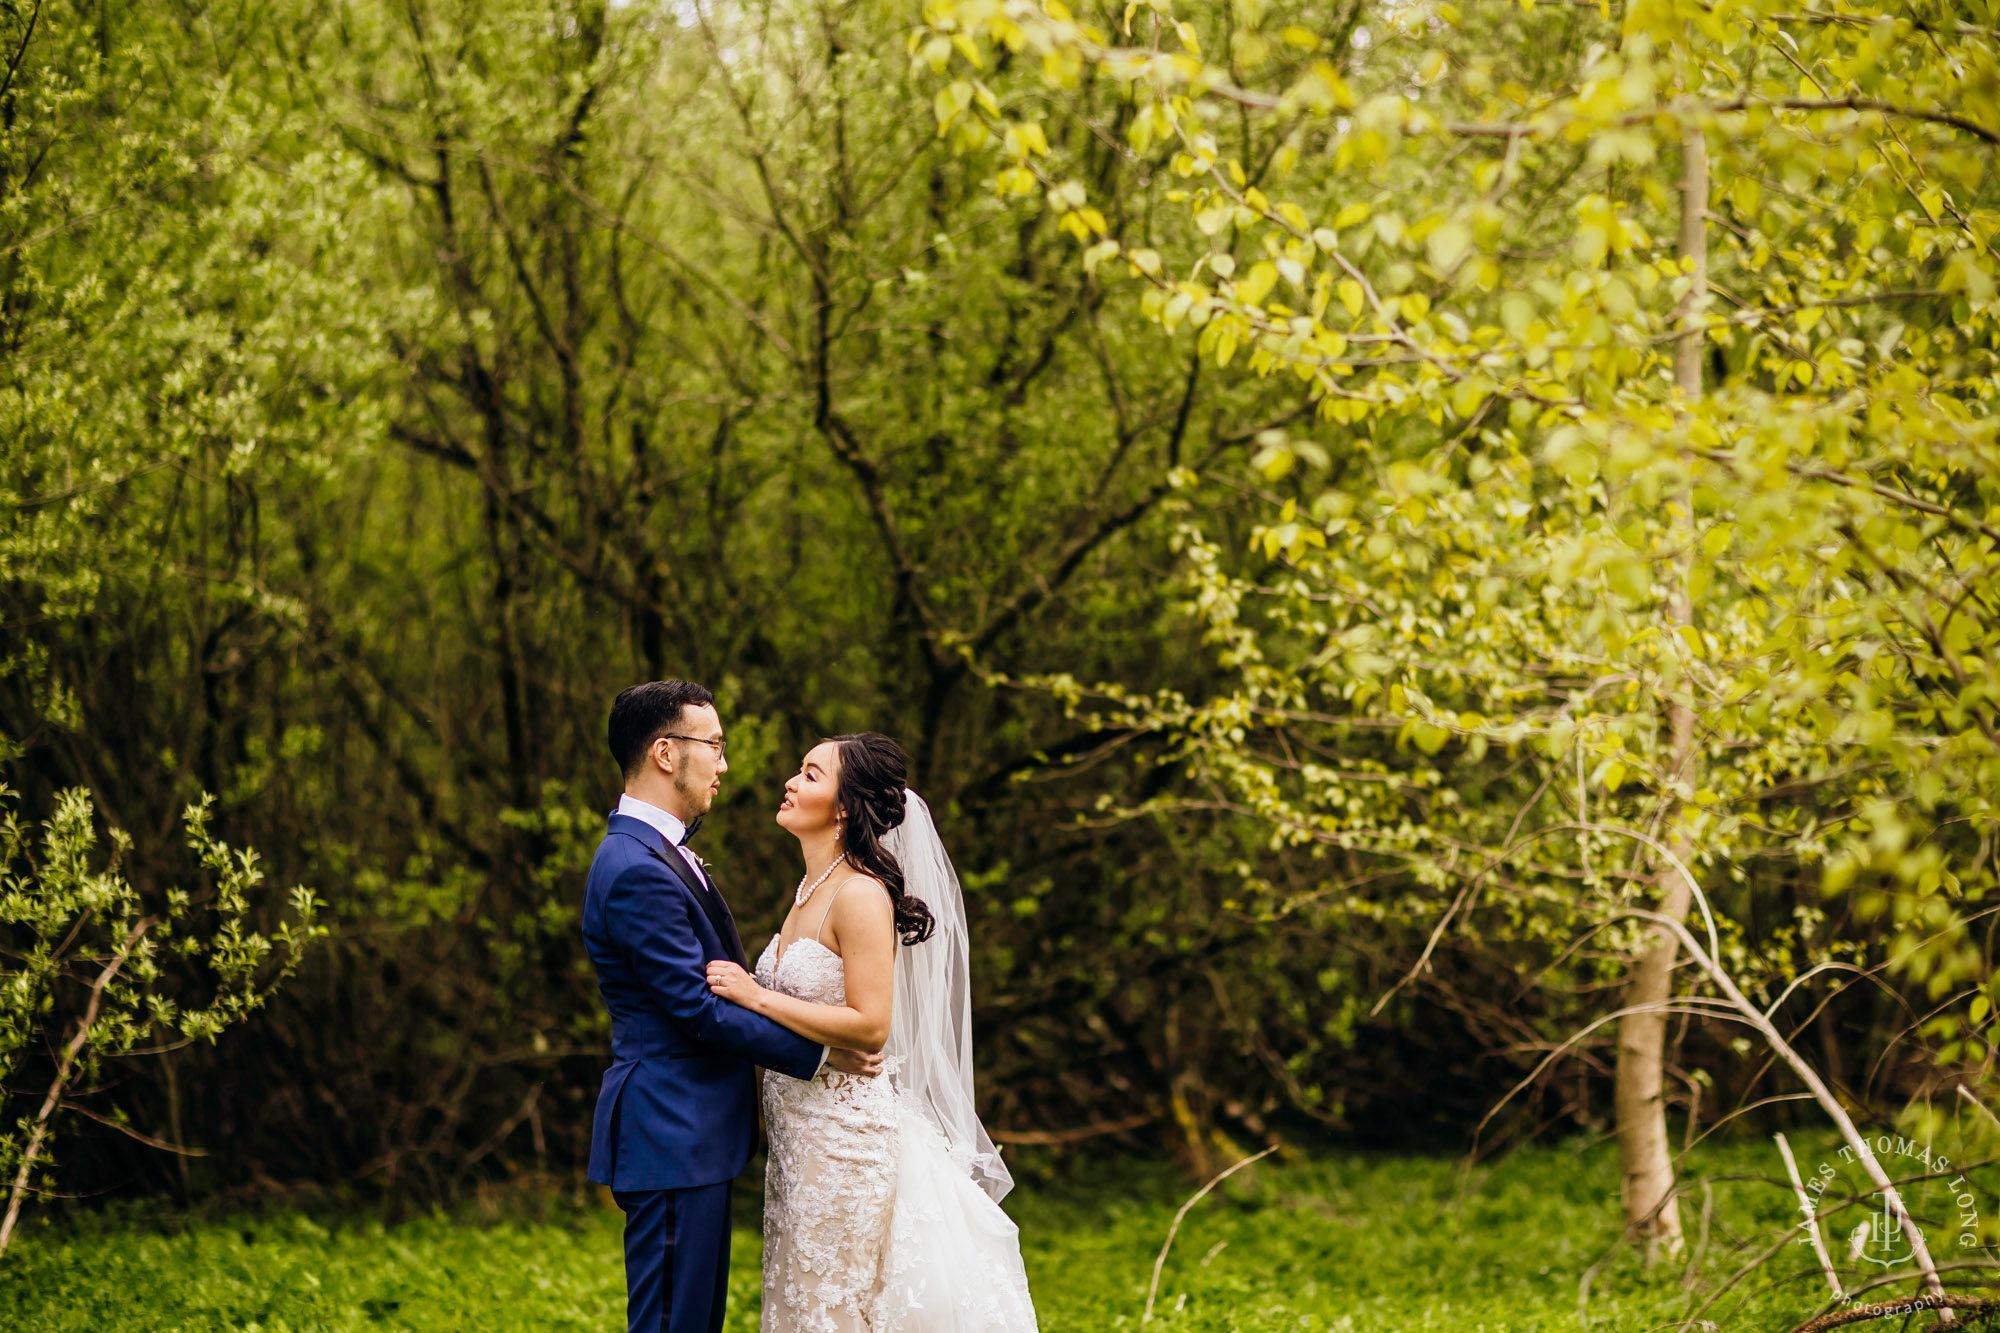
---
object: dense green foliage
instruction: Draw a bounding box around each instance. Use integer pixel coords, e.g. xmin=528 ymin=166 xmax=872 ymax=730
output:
xmin=920 ymin=0 xmax=2000 ymax=1020
xmin=915 ymin=0 xmax=2000 ymax=1258
xmin=919 ymin=0 xmax=2000 ymax=1016
xmin=0 ymin=1143 xmax=1860 ymax=1332
xmin=2 ymin=0 xmax=1428 ymax=1205
xmin=3 ymin=0 xmax=1995 ymax=1291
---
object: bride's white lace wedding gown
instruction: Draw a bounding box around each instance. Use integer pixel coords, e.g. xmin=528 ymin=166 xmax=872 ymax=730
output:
xmin=755 ymin=929 xmax=1039 ymax=1333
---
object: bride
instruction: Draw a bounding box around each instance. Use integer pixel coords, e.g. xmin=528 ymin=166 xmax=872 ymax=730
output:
xmin=703 ymin=732 xmax=1039 ymax=1333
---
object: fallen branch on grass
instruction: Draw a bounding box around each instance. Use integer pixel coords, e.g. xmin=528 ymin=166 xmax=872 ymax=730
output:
xmin=1142 ymin=1144 xmax=1278 ymax=1324
xmin=1776 ymin=1132 xmax=1843 ymax=1300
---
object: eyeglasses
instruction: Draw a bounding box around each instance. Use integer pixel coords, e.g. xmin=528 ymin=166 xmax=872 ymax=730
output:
xmin=661 ymin=734 xmax=727 ymax=757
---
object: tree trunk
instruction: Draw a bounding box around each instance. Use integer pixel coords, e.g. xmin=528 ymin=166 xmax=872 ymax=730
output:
xmin=1614 ymin=119 xmax=1708 ymax=1261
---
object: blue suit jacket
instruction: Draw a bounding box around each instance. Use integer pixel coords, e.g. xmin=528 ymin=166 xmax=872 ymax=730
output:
xmin=583 ymin=813 xmax=824 ymax=1191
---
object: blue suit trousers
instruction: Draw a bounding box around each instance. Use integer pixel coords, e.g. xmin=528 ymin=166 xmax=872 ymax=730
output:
xmin=613 ymin=1180 xmax=733 ymax=1333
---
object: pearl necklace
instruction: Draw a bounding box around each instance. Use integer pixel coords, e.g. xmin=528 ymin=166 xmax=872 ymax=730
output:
xmin=795 ymin=853 xmax=848 ymax=906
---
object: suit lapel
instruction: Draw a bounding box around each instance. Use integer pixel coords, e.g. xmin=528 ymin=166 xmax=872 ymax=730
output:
xmin=665 ymin=848 xmax=748 ymax=967
xmin=691 ymin=862 xmax=749 ymax=966
xmin=608 ymin=814 xmax=746 ymax=966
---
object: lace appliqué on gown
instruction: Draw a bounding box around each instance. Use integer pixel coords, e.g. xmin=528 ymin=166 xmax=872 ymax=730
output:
xmin=758 ymin=936 xmax=900 ymax=1333
xmin=756 ymin=936 xmax=1039 ymax=1333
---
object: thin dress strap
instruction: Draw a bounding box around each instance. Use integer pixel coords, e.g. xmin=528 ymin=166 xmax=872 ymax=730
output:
xmin=814 ymin=875 xmax=872 ymax=945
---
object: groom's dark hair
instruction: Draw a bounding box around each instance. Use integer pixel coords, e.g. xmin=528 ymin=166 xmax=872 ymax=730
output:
xmin=609 ymin=680 xmax=716 ymax=778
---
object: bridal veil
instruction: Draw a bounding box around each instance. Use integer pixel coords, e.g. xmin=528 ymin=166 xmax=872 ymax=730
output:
xmin=881 ymin=789 xmax=1012 ymax=1202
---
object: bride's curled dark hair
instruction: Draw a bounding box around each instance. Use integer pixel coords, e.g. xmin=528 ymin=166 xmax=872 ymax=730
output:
xmin=831 ymin=733 xmax=935 ymax=946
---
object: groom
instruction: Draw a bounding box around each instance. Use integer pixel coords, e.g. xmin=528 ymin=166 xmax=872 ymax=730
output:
xmin=583 ymin=680 xmax=881 ymax=1333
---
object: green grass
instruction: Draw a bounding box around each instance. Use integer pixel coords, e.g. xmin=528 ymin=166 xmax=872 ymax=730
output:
xmin=0 ymin=1136 xmax=1965 ymax=1332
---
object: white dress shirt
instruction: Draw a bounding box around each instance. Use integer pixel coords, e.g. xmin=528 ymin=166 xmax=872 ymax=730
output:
xmin=616 ymin=793 xmax=829 ymax=1074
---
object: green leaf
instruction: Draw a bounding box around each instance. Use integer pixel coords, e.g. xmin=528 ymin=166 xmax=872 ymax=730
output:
xmin=1236 ymin=261 xmax=1278 ymax=306
xmin=1426 ymin=221 xmax=1471 ymax=269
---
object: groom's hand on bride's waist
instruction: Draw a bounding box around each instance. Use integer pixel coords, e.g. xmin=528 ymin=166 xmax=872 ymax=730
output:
xmin=825 ymin=1047 xmax=885 ymax=1077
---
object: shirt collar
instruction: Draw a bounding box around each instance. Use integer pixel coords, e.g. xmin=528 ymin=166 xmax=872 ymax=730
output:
xmin=616 ymin=793 xmax=687 ymax=847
